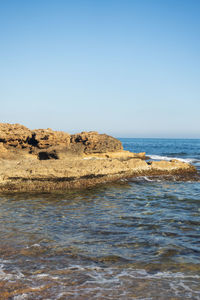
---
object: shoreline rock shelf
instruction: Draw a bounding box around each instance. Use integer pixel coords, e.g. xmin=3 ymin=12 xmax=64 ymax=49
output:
xmin=0 ymin=123 xmax=197 ymax=193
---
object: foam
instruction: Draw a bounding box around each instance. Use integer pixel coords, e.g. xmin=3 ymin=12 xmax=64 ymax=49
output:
xmin=148 ymin=154 xmax=198 ymax=164
xmin=13 ymin=295 xmax=29 ymax=300
xmin=61 ymin=266 xmax=200 ymax=299
xmin=1 ymin=262 xmax=200 ymax=299
xmin=0 ymin=264 xmax=200 ymax=300
xmin=142 ymin=176 xmax=154 ymax=182
xmin=0 ymin=263 xmax=24 ymax=281
xmin=25 ymin=243 xmax=41 ymax=249
xmin=133 ymin=176 xmax=161 ymax=182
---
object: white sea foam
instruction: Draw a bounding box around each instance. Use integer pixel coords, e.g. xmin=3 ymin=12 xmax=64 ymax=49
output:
xmin=0 ymin=266 xmax=24 ymax=281
xmin=0 ymin=261 xmax=25 ymax=282
xmin=60 ymin=265 xmax=200 ymax=281
xmin=0 ymin=266 xmax=13 ymax=281
xmin=25 ymin=243 xmax=41 ymax=249
xmin=142 ymin=176 xmax=154 ymax=182
xmin=34 ymin=273 xmax=59 ymax=280
xmin=148 ymin=154 xmax=197 ymax=164
xmin=0 ymin=258 xmax=11 ymax=263
xmin=1 ymin=263 xmax=200 ymax=299
xmin=35 ymin=273 xmax=49 ymax=278
xmin=54 ymin=266 xmax=200 ymax=299
xmin=134 ymin=176 xmax=161 ymax=182
xmin=14 ymin=294 xmax=32 ymax=300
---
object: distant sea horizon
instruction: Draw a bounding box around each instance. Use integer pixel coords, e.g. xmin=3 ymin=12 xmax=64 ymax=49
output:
xmin=117 ymin=136 xmax=200 ymax=140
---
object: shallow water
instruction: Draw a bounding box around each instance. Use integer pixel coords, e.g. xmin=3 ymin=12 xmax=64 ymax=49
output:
xmin=0 ymin=139 xmax=200 ymax=299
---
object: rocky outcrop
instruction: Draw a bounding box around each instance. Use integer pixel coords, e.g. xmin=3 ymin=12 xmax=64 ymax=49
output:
xmin=29 ymin=128 xmax=71 ymax=150
xmin=0 ymin=123 xmax=122 ymax=157
xmin=0 ymin=155 xmax=197 ymax=193
xmin=85 ymin=151 xmax=146 ymax=160
xmin=0 ymin=123 xmax=197 ymax=193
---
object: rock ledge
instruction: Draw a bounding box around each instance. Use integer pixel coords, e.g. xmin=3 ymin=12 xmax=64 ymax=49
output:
xmin=0 ymin=123 xmax=197 ymax=193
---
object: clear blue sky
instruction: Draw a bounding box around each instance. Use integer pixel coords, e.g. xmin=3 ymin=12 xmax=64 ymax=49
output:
xmin=1 ymin=0 xmax=200 ymax=137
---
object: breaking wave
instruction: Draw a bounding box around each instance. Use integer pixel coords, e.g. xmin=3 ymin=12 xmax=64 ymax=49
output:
xmin=148 ymin=154 xmax=198 ymax=164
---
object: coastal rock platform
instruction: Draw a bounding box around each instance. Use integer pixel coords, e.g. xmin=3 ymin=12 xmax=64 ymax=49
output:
xmin=0 ymin=123 xmax=197 ymax=193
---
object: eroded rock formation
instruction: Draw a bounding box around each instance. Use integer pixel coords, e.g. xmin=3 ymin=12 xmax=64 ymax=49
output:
xmin=0 ymin=123 xmax=197 ymax=193
xmin=0 ymin=123 xmax=32 ymax=149
xmin=0 ymin=123 xmax=122 ymax=158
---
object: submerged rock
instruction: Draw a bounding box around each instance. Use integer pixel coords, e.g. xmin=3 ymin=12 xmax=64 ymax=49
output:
xmin=0 ymin=123 xmax=197 ymax=193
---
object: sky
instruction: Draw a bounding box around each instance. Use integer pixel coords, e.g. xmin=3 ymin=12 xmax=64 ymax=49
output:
xmin=0 ymin=0 xmax=200 ymax=138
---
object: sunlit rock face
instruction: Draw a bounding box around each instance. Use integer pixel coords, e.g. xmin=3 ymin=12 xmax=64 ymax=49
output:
xmin=0 ymin=123 xmax=32 ymax=149
xmin=0 ymin=123 xmax=197 ymax=193
xmin=0 ymin=123 xmax=122 ymax=156
xmin=70 ymin=131 xmax=123 ymax=154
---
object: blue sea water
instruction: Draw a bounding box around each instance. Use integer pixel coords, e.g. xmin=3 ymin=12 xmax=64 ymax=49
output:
xmin=0 ymin=139 xmax=199 ymax=299
xmin=121 ymin=138 xmax=200 ymax=168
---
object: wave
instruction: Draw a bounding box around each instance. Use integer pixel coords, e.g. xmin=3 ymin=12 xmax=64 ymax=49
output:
xmin=142 ymin=176 xmax=162 ymax=182
xmin=1 ymin=262 xmax=200 ymax=299
xmin=148 ymin=154 xmax=198 ymax=164
xmin=142 ymin=176 xmax=154 ymax=182
xmin=0 ymin=264 xmax=24 ymax=281
xmin=66 ymin=265 xmax=200 ymax=279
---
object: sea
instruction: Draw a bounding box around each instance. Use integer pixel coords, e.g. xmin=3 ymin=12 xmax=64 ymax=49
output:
xmin=0 ymin=138 xmax=200 ymax=300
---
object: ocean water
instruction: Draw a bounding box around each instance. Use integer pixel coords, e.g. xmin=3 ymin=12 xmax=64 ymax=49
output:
xmin=0 ymin=138 xmax=200 ymax=300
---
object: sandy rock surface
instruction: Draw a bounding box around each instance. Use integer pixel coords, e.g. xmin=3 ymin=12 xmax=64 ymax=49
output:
xmin=0 ymin=123 xmax=197 ymax=192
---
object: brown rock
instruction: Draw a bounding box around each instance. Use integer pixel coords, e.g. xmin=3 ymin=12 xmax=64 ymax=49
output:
xmin=0 ymin=123 xmax=121 ymax=156
xmin=0 ymin=156 xmax=197 ymax=193
xmin=0 ymin=143 xmax=9 ymax=159
xmin=71 ymin=131 xmax=123 ymax=154
xmin=0 ymin=123 xmax=32 ymax=149
xmin=83 ymin=151 xmax=146 ymax=160
xmin=0 ymin=123 xmax=197 ymax=193
xmin=32 ymin=128 xmax=71 ymax=150
xmin=150 ymin=160 xmax=196 ymax=173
